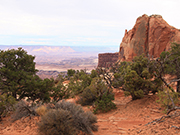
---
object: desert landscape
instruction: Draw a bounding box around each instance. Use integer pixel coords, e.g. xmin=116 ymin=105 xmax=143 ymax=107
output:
xmin=1 ymin=0 xmax=180 ymax=134
xmin=1 ymin=14 xmax=180 ymax=135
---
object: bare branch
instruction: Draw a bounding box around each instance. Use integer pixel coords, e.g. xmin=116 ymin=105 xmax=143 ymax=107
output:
xmin=167 ymin=78 xmax=180 ymax=85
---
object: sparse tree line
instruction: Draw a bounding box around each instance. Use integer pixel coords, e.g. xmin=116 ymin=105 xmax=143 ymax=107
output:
xmin=112 ymin=42 xmax=180 ymax=113
xmin=0 ymin=47 xmax=116 ymax=134
xmin=0 ymin=43 xmax=180 ymax=134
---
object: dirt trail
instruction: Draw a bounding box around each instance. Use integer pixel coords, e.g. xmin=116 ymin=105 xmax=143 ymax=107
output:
xmin=1 ymin=88 xmax=180 ymax=135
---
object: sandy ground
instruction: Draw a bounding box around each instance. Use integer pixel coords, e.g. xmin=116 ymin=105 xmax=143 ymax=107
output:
xmin=1 ymin=88 xmax=180 ymax=135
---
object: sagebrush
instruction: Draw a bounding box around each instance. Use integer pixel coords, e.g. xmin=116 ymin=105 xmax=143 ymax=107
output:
xmin=38 ymin=100 xmax=98 ymax=135
xmin=11 ymin=100 xmax=38 ymax=121
xmin=38 ymin=109 xmax=76 ymax=135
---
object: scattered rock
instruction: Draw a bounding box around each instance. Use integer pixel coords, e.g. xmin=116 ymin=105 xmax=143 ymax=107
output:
xmin=97 ymin=119 xmax=109 ymax=122
xmin=109 ymin=116 xmax=116 ymax=121
xmin=117 ymin=127 xmax=127 ymax=131
xmin=100 ymin=127 xmax=109 ymax=130
xmin=112 ymin=122 xmax=118 ymax=125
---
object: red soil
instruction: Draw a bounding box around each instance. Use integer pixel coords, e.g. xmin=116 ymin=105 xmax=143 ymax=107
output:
xmin=1 ymin=88 xmax=180 ymax=135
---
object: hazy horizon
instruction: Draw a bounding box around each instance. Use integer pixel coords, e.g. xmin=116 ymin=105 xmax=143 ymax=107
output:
xmin=0 ymin=45 xmax=119 ymax=53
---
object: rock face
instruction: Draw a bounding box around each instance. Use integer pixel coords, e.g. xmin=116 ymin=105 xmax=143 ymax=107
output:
xmin=98 ymin=53 xmax=119 ymax=68
xmin=119 ymin=14 xmax=180 ymax=61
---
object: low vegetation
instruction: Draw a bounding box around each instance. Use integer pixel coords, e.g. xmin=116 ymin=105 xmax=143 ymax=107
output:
xmin=1 ymin=43 xmax=180 ymax=133
xmin=39 ymin=109 xmax=76 ymax=135
xmin=11 ymin=100 xmax=38 ymax=121
xmin=112 ymin=55 xmax=163 ymax=100
xmin=77 ymin=77 xmax=116 ymax=113
xmin=112 ymin=43 xmax=180 ymax=113
xmin=38 ymin=100 xmax=98 ymax=135
xmin=0 ymin=93 xmax=16 ymax=120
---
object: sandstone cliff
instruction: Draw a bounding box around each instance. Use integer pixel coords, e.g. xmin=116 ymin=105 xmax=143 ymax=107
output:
xmin=98 ymin=53 xmax=119 ymax=68
xmin=119 ymin=14 xmax=180 ymax=61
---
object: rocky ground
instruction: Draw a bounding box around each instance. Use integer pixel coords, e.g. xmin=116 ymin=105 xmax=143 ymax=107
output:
xmin=1 ymin=88 xmax=180 ymax=135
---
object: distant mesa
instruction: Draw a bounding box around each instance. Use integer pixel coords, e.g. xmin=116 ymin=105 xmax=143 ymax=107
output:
xmin=32 ymin=46 xmax=75 ymax=54
xmin=0 ymin=46 xmax=76 ymax=55
xmin=98 ymin=14 xmax=180 ymax=67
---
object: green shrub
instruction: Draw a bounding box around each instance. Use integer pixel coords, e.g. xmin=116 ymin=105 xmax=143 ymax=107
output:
xmin=0 ymin=94 xmax=16 ymax=119
xmin=112 ymin=55 xmax=163 ymax=100
xmin=77 ymin=77 xmax=116 ymax=113
xmin=67 ymin=69 xmax=76 ymax=78
xmin=90 ymin=69 xmax=98 ymax=78
xmin=67 ymin=73 xmax=92 ymax=96
xmin=157 ymin=88 xmax=180 ymax=113
xmin=76 ymin=87 xmax=97 ymax=106
xmin=38 ymin=109 xmax=77 ymax=135
xmin=67 ymin=79 xmax=82 ymax=96
xmin=112 ymin=61 xmax=130 ymax=88
xmin=51 ymin=81 xmax=70 ymax=103
xmin=93 ymin=93 xmax=116 ymax=114
xmin=124 ymin=70 xmax=145 ymax=100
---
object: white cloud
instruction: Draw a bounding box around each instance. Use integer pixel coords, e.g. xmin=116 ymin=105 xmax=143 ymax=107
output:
xmin=0 ymin=0 xmax=180 ymax=46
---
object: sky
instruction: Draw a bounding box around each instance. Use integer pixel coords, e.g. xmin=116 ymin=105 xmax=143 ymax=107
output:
xmin=0 ymin=0 xmax=180 ymax=47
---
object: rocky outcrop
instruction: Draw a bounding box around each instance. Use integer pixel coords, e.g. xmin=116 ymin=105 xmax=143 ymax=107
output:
xmin=119 ymin=14 xmax=180 ymax=61
xmin=98 ymin=53 xmax=119 ymax=68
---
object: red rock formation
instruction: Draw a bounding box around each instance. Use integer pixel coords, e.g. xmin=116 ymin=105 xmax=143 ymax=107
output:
xmin=119 ymin=14 xmax=180 ymax=61
xmin=98 ymin=53 xmax=119 ymax=67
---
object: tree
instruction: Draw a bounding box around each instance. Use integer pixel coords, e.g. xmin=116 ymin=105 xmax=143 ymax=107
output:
xmin=22 ymin=75 xmax=53 ymax=103
xmin=67 ymin=69 xmax=76 ymax=78
xmin=90 ymin=69 xmax=98 ymax=78
xmin=159 ymin=43 xmax=180 ymax=93
xmin=67 ymin=70 xmax=92 ymax=96
xmin=0 ymin=93 xmax=16 ymax=119
xmin=77 ymin=77 xmax=116 ymax=113
xmin=51 ymin=80 xmax=70 ymax=103
xmin=112 ymin=55 xmax=163 ymax=100
xmin=0 ymin=48 xmax=37 ymax=99
xmin=112 ymin=61 xmax=130 ymax=88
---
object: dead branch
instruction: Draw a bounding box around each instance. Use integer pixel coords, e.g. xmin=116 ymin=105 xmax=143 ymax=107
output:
xmin=152 ymin=58 xmax=175 ymax=92
xmin=145 ymin=115 xmax=171 ymax=126
xmin=167 ymin=106 xmax=180 ymax=115
xmin=145 ymin=110 xmax=180 ymax=126
xmin=167 ymin=78 xmax=180 ymax=85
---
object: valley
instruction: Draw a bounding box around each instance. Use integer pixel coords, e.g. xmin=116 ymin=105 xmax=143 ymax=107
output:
xmin=0 ymin=45 xmax=102 ymax=78
xmin=36 ymin=57 xmax=98 ymax=79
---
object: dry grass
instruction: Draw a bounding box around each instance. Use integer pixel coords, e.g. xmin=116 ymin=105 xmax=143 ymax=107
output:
xmin=35 ymin=105 xmax=47 ymax=116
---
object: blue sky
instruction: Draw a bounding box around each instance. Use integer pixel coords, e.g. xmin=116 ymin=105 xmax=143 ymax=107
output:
xmin=0 ymin=0 xmax=179 ymax=47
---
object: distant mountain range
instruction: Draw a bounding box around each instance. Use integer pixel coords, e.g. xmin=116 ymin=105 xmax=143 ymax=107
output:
xmin=0 ymin=45 xmax=75 ymax=56
xmin=0 ymin=45 xmax=118 ymax=54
